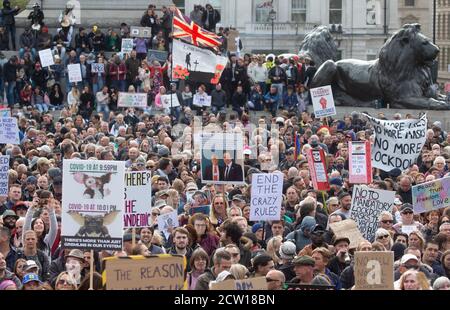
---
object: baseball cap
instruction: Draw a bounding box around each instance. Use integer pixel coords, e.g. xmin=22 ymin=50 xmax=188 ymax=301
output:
xmin=22 ymin=273 xmax=42 ymax=285
xmin=185 ymin=182 xmax=198 ymax=192
xmin=400 ymin=203 xmax=414 ymax=213
xmin=400 ymin=254 xmax=419 ymax=265
xmin=251 ymin=223 xmax=263 ymax=234
xmin=333 ymin=236 xmax=350 ymax=246
xmin=26 ymin=176 xmax=38 ymax=184
xmin=2 ymin=210 xmax=19 ymax=220
xmin=37 ymin=145 xmax=52 ymax=154
xmin=24 ymin=260 xmax=39 ymax=272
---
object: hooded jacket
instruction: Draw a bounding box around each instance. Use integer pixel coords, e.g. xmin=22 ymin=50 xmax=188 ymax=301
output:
xmin=285 ymin=216 xmax=316 ymax=252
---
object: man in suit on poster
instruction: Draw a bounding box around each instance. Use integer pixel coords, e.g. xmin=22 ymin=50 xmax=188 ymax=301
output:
xmin=203 ymin=154 xmax=223 ymax=182
xmin=221 ymin=151 xmax=243 ymax=182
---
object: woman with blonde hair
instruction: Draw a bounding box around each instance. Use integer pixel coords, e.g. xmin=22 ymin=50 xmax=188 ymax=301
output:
xmin=55 ymin=271 xmax=78 ymax=290
xmin=230 ymin=264 xmax=249 ymax=280
xmin=408 ymin=231 xmax=425 ymax=251
xmin=266 ymin=236 xmax=283 ymax=266
xmin=399 ymin=270 xmax=430 ymax=290
xmin=210 ymin=194 xmax=229 ymax=227
xmin=375 ymin=228 xmax=393 ymax=250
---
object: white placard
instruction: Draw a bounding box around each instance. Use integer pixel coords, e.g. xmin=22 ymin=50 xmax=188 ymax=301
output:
xmin=310 ymin=85 xmax=336 ymax=118
xmin=161 ymin=94 xmax=181 ymax=109
xmin=61 ymin=160 xmax=125 ymax=251
xmin=91 ymin=63 xmax=105 ymax=73
xmin=118 ymin=92 xmax=148 ymax=108
xmin=121 ymin=38 xmax=134 ymax=54
xmin=0 ymin=117 xmax=20 ymax=144
xmin=68 ymin=63 xmax=82 ymax=83
xmin=39 ymin=49 xmax=54 ymax=67
xmin=0 ymin=155 xmax=9 ymax=197
xmin=193 ymin=94 xmax=212 ymax=107
xmin=157 ymin=210 xmax=179 ymax=239
xmin=249 ymin=173 xmax=283 ymax=221
xmin=124 ymin=171 xmax=152 ymax=229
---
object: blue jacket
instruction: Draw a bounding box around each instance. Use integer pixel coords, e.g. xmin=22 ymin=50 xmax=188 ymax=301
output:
xmin=283 ymin=93 xmax=299 ymax=109
xmin=264 ymin=92 xmax=280 ymax=105
xmin=285 ymin=216 xmax=316 ymax=252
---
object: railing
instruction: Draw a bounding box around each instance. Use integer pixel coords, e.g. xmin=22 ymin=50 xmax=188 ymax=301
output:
xmin=244 ymin=22 xmax=318 ymax=35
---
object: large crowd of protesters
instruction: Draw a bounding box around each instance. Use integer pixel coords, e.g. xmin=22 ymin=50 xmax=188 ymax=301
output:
xmin=0 ymin=2 xmax=449 ymax=291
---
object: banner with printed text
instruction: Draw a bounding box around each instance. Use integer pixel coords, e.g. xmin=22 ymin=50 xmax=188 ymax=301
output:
xmin=310 ymin=85 xmax=336 ymax=118
xmin=250 ymin=173 xmax=283 ymax=221
xmin=62 ymin=160 xmax=125 ymax=251
xmin=412 ymin=177 xmax=450 ymax=214
xmin=124 ymin=171 xmax=152 ymax=228
xmin=349 ymin=141 xmax=372 ymax=184
xmin=0 ymin=155 xmax=9 ymax=196
xmin=118 ymin=92 xmax=148 ymax=108
xmin=363 ymin=114 xmax=427 ymax=172
xmin=307 ymin=148 xmax=329 ymax=191
xmin=0 ymin=117 xmax=20 ymax=144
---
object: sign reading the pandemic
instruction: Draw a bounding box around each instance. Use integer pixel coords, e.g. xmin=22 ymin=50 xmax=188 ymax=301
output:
xmin=130 ymin=26 xmax=153 ymax=38
xmin=354 ymin=251 xmax=394 ymax=290
xmin=0 ymin=155 xmax=9 ymax=196
xmin=0 ymin=117 xmax=20 ymax=144
xmin=350 ymin=186 xmax=395 ymax=242
xmin=329 ymin=219 xmax=365 ymax=249
xmin=310 ymin=86 xmax=337 ymax=118
xmin=200 ymin=131 xmax=245 ymax=185
xmin=209 ymin=277 xmax=268 ymax=290
xmin=121 ymin=38 xmax=134 ymax=54
xmin=104 ymin=255 xmax=186 ymax=290
xmin=250 ymin=173 xmax=283 ymax=221
xmin=307 ymin=148 xmax=329 ymax=191
xmin=161 ymin=94 xmax=181 ymax=109
xmin=61 ymin=160 xmax=125 ymax=251
xmin=118 ymin=92 xmax=148 ymax=108
xmin=124 ymin=171 xmax=152 ymax=228
xmin=412 ymin=177 xmax=450 ymax=214
xmin=363 ymin=114 xmax=427 ymax=172
xmin=349 ymin=141 xmax=372 ymax=184
xmin=38 ymin=48 xmax=55 ymax=67
xmin=91 ymin=63 xmax=105 ymax=73
xmin=68 ymin=63 xmax=82 ymax=83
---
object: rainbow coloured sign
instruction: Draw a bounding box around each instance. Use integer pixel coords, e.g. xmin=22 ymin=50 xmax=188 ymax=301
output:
xmin=412 ymin=177 xmax=450 ymax=214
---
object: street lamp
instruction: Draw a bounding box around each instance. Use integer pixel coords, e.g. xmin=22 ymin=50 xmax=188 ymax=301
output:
xmin=269 ymin=9 xmax=276 ymax=53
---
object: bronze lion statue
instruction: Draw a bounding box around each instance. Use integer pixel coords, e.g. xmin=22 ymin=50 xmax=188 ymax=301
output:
xmin=299 ymin=25 xmax=338 ymax=68
xmin=310 ymin=24 xmax=449 ymax=110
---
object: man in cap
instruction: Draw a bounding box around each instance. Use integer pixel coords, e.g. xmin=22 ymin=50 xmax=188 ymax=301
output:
xmin=22 ymin=176 xmax=37 ymax=201
xmin=290 ymin=255 xmax=316 ymax=284
xmin=328 ymin=237 xmax=351 ymax=276
xmin=2 ymin=210 xmax=19 ymax=232
xmin=37 ymin=145 xmax=52 ymax=157
xmin=279 ymin=148 xmax=297 ymax=171
xmin=123 ymin=231 xmax=141 ymax=255
xmin=298 ymin=224 xmax=328 ymax=257
xmin=393 ymin=203 xmax=424 ymax=233
xmin=393 ymin=253 xmax=422 ymax=289
xmin=12 ymin=202 xmax=28 ymax=218
xmin=24 ymin=259 xmax=39 ymax=274
xmin=277 ymin=240 xmax=297 ymax=282
xmin=22 ymin=273 xmax=42 ymax=290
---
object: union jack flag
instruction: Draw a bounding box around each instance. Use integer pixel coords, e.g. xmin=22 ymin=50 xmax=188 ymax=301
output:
xmin=172 ymin=7 xmax=221 ymax=49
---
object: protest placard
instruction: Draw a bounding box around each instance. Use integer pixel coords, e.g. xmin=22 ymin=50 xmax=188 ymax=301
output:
xmin=0 ymin=108 xmax=11 ymax=117
xmin=121 ymin=38 xmax=134 ymax=54
xmin=91 ymin=63 xmax=105 ymax=73
xmin=329 ymin=219 xmax=365 ymax=249
xmin=68 ymin=64 xmax=82 ymax=83
xmin=350 ymin=186 xmax=395 ymax=241
xmin=147 ymin=49 xmax=169 ymax=63
xmin=200 ymin=132 xmax=245 ymax=185
xmin=104 ymin=255 xmax=186 ymax=290
xmin=249 ymin=173 xmax=283 ymax=221
xmin=349 ymin=141 xmax=372 ymax=184
xmin=307 ymin=148 xmax=329 ymax=191
xmin=354 ymin=251 xmax=394 ymax=290
xmin=61 ymin=160 xmax=125 ymax=251
xmin=363 ymin=114 xmax=427 ymax=171
xmin=412 ymin=177 xmax=450 ymax=214
xmin=38 ymin=48 xmax=54 ymax=67
xmin=157 ymin=210 xmax=179 ymax=239
xmin=0 ymin=155 xmax=9 ymax=197
xmin=402 ymin=225 xmax=418 ymax=235
xmin=193 ymin=94 xmax=212 ymax=107
xmin=161 ymin=94 xmax=181 ymax=109
xmin=310 ymin=85 xmax=337 ymax=118
xmin=0 ymin=117 xmax=20 ymax=144
xmin=227 ymin=30 xmax=239 ymax=52
xmin=124 ymin=171 xmax=152 ymax=229
xmin=118 ymin=92 xmax=148 ymax=108
xmin=130 ymin=26 xmax=152 ymax=38
xmin=210 ymin=277 xmax=268 ymax=290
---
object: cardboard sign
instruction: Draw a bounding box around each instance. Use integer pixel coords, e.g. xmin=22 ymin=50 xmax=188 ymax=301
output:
xmin=61 ymin=160 xmax=125 ymax=251
xmin=412 ymin=177 xmax=450 ymax=214
xmin=121 ymin=38 xmax=134 ymax=54
xmin=329 ymin=219 xmax=365 ymax=249
xmin=200 ymin=132 xmax=245 ymax=185
xmin=104 ymin=255 xmax=185 ymax=290
xmin=310 ymin=86 xmax=337 ymax=118
xmin=210 ymin=277 xmax=268 ymax=290
xmin=68 ymin=63 xmax=82 ymax=83
xmin=227 ymin=30 xmax=239 ymax=52
xmin=118 ymin=92 xmax=148 ymax=108
xmin=350 ymin=186 xmax=395 ymax=242
xmin=91 ymin=63 xmax=105 ymax=73
xmin=363 ymin=114 xmax=427 ymax=172
xmin=124 ymin=172 xmax=152 ymax=229
xmin=349 ymin=141 xmax=372 ymax=184
xmin=307 ymin=148 xmax=329 ymax=191
xmin=0 ymin=155 xmax=9 ymax=197
xmin=161 ymin=94 xmax=181 ymax=109
xmin=193 ymin=94 xmax=212 ymax=107
xmin=130 ymin=26 xmax=152 ymax=38
xmin=354 ymin=251 xmax=394 ymax=290
xmin=250 ymin=173 xmax=283 ymax=221
xmin=157 ymin=210 xmax=179 ymax=239
xmin=0 ymin=117 xmax=20 ymax=144
xmin=147 ymin=49 xmax=169 ymax=63
xmin=38 ymin=48 xmax=54 ymax=67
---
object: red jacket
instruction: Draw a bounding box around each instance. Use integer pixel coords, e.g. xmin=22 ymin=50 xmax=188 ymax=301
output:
xmin=108 ymin=62 xmax=127 ymax=81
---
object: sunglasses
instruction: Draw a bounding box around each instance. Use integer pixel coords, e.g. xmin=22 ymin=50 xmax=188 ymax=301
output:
xmin=147 ymin=166 xmax=155 ymax=169
xmin=381 ymin=220 xmax=393 ymax=224
xmin=402 ymin=211 xmax=413 ymax=215
xmin=58 ymin=279 xmax=72 ymax=285
xmin=378 ymin=235 xmax=390 ymax=239
xmin=266 ymin=278 xmax=278 ymax=282
xmin=403 ymin=264 xmax=419 ymax=270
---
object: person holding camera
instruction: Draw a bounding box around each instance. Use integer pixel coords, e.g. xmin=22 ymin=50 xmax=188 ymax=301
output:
xmin=328 ymin=237 xmax=351 ymax=277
